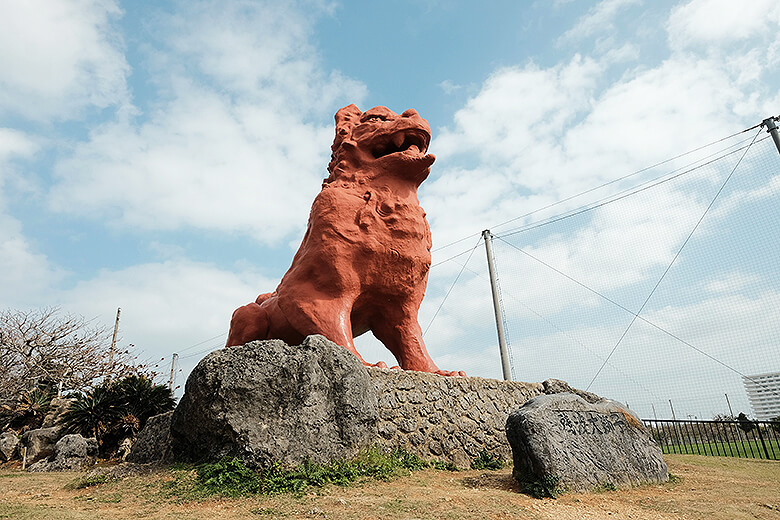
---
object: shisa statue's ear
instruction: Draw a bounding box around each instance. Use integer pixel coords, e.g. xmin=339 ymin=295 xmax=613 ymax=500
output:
xmin=335 ymin=104 xmax=362 ymax=127
xmin=332 ymin=104 xmax=362 ymax=152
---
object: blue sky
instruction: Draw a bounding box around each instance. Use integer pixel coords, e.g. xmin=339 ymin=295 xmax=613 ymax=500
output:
xmin=2 ymin=0 xmax=779 ymax=418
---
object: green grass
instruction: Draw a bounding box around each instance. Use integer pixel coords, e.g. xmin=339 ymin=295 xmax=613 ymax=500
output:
xmin=658 ymin=439 xmax=780 ymax=459
xmin=470 ymin=450 xmax=505 ymax=471
xmin=67 ymin=474 xmax=114 ymax=489
xmin=160 ymin=448 xmax=459 ymax=500
xmin=519 ymin=474 xmax=563 ymax=499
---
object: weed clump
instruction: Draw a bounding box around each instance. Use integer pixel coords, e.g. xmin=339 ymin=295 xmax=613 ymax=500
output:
xmin=69 ymin=474 xmax=113 ymax=489
xmin=470 ymin=451 xmax=505 ymax=471
xmin=197 ymin=457 xmax=263 ymax=496
xmin=185 ymin=448 xmax=456 ymax=498
xmin=520 ymin=474 xmax=563 ymax=499
xmin=594 ymin=481 xmax=618 ymax=492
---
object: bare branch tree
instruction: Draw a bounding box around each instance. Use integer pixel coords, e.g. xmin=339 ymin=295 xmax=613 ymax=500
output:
xmin=0 ymin=307 xmax=148 ymax=405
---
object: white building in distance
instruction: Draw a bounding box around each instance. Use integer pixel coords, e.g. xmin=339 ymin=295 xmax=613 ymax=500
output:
xmin=743 ymin=372 xmax=780 ymax=420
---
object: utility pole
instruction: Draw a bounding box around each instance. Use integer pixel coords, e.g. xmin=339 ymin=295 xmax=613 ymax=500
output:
xmin=763 ymin=116 xmax=780 ymax=155
xmin=168 ymin=353 xmax=179 ymax=390
xmin=669 ymin=399 xmax=677 ymax=421
xmin=482 ymin=230 xmax=511 ymax=381
xmin=726 ymin=393 xmax=743 ymax=441
xmin=725 ymin=393 xmax=734 ymax=417
xmin=108 ymin=307 xmax=121 ymax=380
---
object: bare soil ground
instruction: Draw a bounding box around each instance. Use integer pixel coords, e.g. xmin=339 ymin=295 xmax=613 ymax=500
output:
xmin=1 ymin=455 xmax=779 ymax=520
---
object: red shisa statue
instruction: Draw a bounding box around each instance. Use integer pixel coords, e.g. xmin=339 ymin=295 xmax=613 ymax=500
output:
xmin=227 ymin=105 xmax=464 ymax=377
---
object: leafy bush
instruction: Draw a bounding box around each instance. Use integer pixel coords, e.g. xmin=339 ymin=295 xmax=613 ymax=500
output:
xmin=0 ymin=387 xmax=53 ymax=431
xmin=197 ymin=458 xmax=263 ymax=497
xmin=471 ymin=450 xmax=504 ymax=470
xmin=770 ymin=416 xmax=780 ymax=434
xmin=110 ymin=375 xmax=175 ymax=431
xmin=58 ymin=386 xmax=120 ymax=442
xmin=68 ymin=474 xmax=113 ymax=489
xmin=59 ymin=375 xmax=174 ymax=455
xmin=189 ymin=448 xmax=458 ymax=498
xmin=431 ymin=459 xmax=459 ymax=471
xmin=594 ymin=481 xmax=618 ymax=492
xmin=737 ymin=412 xmax=756 ymax=434
xmin=521 ymin=474 xmax=563 ymax=499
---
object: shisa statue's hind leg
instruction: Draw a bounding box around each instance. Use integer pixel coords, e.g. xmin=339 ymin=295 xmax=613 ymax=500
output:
xmin=371 ymin=307 xmax=465 ymax=376
xmin=226 ymin=301 xmax=270 ymax=347
xmin=273 ymin=292 xmax=377 ymax=366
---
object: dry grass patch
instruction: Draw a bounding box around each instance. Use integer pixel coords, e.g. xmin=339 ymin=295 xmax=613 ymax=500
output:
xmin=1 ymin=454 xmax=779 ymax=519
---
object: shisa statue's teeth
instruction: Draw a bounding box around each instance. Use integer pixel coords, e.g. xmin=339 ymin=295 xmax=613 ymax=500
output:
xmin=392 ymin=132 xmax=405 ymax=149
xmin=408 ymin=144 xmax=420 ymax=154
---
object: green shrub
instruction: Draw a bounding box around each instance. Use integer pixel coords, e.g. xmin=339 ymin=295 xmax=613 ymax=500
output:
xmin=58 ymin=386 xmax=120 ymax=442
xmin=431 ymin=459 xmax=459 ymax=471
xmin=521 ymin=474 xmax=563 ymax=499
xmin=391 ymin=449 xmax=430 ymax=471
xmin=197 ymin=457 xmax=263 ymax=497
xmin=59 ymin=375 xmax=175 ymax=455
xmin=471 ymin=450 xmax=504 ymax=470
xmin=1 ymin=388 xmax=53 ymax=431
xmin=68 ymin=474 xmax=113 ymax=489
xmin=188 ymin=448 xmax=453 ymax=498
xmin=594 ymin=481 xmax=617 ymax=492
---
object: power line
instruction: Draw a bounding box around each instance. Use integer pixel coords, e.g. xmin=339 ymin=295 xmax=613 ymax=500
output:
xmin=490 ymin=130 xmax=761 ymax=236
xmin=497 ymin=234 xmax=780 ymax=400
xmin=176 ymin=332 xmax=227 ymax=354
xmin=496 ymin=136 xmax=770 ymax=240
xmin=428 ymin=135 xmax=770 ymax=272
xmin=178 ymin=340 xmax=225 ymax=360
xmin=431 ymin=243 xmax=483 ymax=268
xmin=438 ymin=244 xmax=664 ymax=400
xmin=585 ymin=127 xmax=763 ymax=390
xmin=423 ymin=237 xmax=483 ymax=337
xmin=428 ymin=123 xmax=764 ymax=257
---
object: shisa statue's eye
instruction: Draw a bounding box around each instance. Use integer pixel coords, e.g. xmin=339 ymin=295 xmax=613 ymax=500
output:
xmin=363 ymin=113 xmax=387 ymax=123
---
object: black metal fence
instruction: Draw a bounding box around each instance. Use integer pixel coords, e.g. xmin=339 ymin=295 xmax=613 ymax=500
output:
xmin=643 ymin=419 xmax=780 ymax=460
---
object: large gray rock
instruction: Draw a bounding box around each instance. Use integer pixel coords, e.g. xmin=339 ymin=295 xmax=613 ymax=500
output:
xmin=542 ymin=379 xmax=601 ymax=403
xmin=127 ymin=411 xmax=173 ymax=464
xmin=41 ymin=397 xmax=74 ymax=428
xmin=506 ymin=393 xmax=668 ymax=492
xmin=170 ymin=335 xmax=379 ymax=468
xmin=0 ymin=431 xmax=19 ymax=461
xmin=19 ymin=427 xmax=61 ymax=462
xmin=27 ymin=433 xmax=98 ymax=472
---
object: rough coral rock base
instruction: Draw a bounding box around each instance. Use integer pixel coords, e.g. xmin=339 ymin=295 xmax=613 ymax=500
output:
xmin=506 ymin=393 xmax=668 ymax=492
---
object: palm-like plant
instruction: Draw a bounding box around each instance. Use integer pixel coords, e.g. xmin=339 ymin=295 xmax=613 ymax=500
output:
xmin=109 ymin=375 xmax=175 ymax=430
xmin=1 ymin=388 xmax=52 ymax=431
xmin=58 ymin=386 xmax=120 ymax=442
xmin=58 ymin=375 xmax=175 ymax=454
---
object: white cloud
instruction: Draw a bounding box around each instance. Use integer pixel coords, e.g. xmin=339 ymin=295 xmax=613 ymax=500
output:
xmin=0 ymin=129 xmax=61 ymax=307
xmin=0 ymin=215 xmax=64 ymax=307
xmin=57 ymin=259 xmax=277 ymax=388
xmin=48 ymin=1 xmax=366 ymax=243
xmin=0 ymin=0 xmax=129 ymax=120
xmin=434 ymin=55 xmax=603 ymax=166
xmin=50 ymin=86 xmax=332 ymax=243
xmin=0 ymin=129 xmax=38 ymax=164
xmin=559 ymin=0 xmax=642 ymax=42
xmin=438 ymin=80 xmax=462 ymax=94
xmin=668 ymin=0 xmax=780 ymax=50
xmin=704 ymin=272 xmax=760 ymax=294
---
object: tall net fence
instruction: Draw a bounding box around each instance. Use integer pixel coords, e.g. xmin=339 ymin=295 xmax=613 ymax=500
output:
xmin=404 ymin=125 xmax=780 ymax=422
